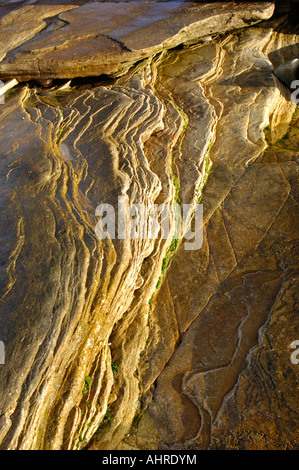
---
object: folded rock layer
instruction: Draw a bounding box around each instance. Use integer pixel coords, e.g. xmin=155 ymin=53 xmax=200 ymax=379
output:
xmin=0 ymin=1 xmax=298 ymax=451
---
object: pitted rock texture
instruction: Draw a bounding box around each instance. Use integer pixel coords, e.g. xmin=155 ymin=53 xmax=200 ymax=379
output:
xmin=0 ymin=1 xmax=298 ymax=451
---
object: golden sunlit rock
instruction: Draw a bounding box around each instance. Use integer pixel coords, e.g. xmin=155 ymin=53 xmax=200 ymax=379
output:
xmin=0 ymin=0 xmax=298 ymax=451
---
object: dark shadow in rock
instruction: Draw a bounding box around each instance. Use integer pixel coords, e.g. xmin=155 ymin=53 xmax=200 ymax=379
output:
xmin=274 ymin=58 xmax=299 ymax=88
xmin=268 ymin=42 xmax=299 ymax=69
xmin=70 ymin=74 xmax=117 ymax=90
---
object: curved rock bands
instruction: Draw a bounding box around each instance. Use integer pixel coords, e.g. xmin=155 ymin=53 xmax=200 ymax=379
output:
xmin=115 ymin=25 xmax=299 ymax=451
xmin=0 ymin=69 xmax=181 ymax=449
xmin=0 ymin=3 xmax=298 ymax=452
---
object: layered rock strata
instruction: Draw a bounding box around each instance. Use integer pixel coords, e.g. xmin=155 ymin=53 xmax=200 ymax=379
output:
xmin=0 ymin=1 xmax=298 ymax=451
xmin=108 ymin=21 xmax=299 ymax=452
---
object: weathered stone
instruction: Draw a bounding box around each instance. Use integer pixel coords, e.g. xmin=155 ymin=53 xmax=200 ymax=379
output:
xmin=0 ymin=4 xmax=79 ymax=62
xmin=0 ymin=1 xmax=297 ymax=453
xmin=274 ymin=58 xmax=299 ymax=88
xmin=0 ymin=2 xmax=275 ymax=81
xmin=0 ymin=78 xmax=171 ymax=449
xmin=112 ymin=23 xmax=299 ymax=452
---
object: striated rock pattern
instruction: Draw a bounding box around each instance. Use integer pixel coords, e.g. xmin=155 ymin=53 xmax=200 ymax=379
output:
xmin=0 ymin=1 xmax=298 ymax=451
xmin=113 ymin=21 xmax=299 ymax=452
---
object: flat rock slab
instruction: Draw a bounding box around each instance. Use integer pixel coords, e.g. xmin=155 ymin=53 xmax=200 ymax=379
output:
xmin=0 ymin=1 xmax=275 ymax=81
xmin=0 ymin=5 xmax=79 ymax=63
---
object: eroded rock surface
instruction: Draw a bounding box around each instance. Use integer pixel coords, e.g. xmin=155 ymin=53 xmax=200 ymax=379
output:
xmin=0 ymin=1 xmax=298 ymax=451
xmin=274 ymin=58 xmax=299 ymax=87
xmin=112 ymin=21 xmax=299 ymax=452
xmin=0 ymin=2 xmax=275 ymax=81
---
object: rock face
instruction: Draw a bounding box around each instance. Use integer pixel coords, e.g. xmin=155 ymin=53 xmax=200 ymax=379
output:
xmin=0 ymin=1 xmax=298 ymax=451
xmin=274 ymin=58 xmax=299 ymax=87
xmin=114 ymin=21 xmax=299 ymax=452
xmin=0 ymin=2 xmax=275 ymax=81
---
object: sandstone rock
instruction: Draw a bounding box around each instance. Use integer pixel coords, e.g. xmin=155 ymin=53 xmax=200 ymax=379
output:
xmin=274 ymin=58 xmax=299 ymax=88
xmin=113 ymin=23 xmax=299 ymax=452
xmin=0 ymin=2 xmax=275 ymax=81
xmin=0 ymin=78 xmax=170 ymax=449
xmin=0 ymin=1 xmax=297 ymax=453
xmin=0 ymin=4 xmax=79 ymax=63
